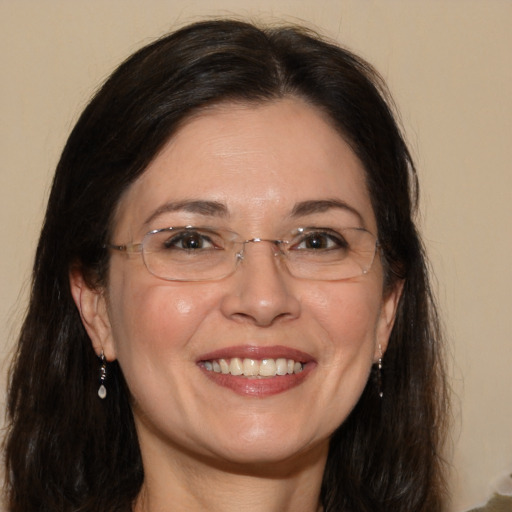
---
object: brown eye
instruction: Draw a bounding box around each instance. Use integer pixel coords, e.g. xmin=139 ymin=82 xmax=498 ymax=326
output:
xmin=294 ymin=231 xmax=348 ymax=251
xmin=163 ymin=231 xmax=215 ymax=250
xmin=303 ymin=234 xmax=328 ymax=249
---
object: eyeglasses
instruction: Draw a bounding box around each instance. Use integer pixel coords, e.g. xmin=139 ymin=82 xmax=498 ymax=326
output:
xmin=106 ymin=225 xmax=379 ymax=282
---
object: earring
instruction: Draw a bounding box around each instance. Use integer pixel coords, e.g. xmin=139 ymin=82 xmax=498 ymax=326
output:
xmin=377 ymin=344 xmax=383 ymax=398
xmin=98 ymin=351 xmax=107 ymax=399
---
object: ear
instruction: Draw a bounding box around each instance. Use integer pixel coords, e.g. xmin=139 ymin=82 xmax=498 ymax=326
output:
xmin=69 ymin=267 xmax=117 ymax=362
xmin=374 ymin=279 xmax=404 ymax=362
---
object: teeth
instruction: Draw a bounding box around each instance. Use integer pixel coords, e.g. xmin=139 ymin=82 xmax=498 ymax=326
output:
xmin=219 ymin=359 xmax=229 ymax=374
xmin=259 ymin=358 xmax=277 ymax=376
xmin=203 ymin=357 xmax=304 ymax=377
xmin=243 ymin=358 xmax=259 ymax=376
xmin=276 ymin=358 xmax=288 ymax=376
xmin=229 ymin=358 xmax=243 ymax=376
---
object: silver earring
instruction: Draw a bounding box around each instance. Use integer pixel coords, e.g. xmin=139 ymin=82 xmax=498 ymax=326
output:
xmin=98 ymin=351 xmax=107 ymax=399
xmin=377 ymin=344 xmax=383 ymax=398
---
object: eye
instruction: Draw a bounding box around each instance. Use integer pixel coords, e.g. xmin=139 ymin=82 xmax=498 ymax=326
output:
xmin=292 ymin=229 xmax=349 ymax=251
xmin=162 ymin=229 xmax=219 ymax=251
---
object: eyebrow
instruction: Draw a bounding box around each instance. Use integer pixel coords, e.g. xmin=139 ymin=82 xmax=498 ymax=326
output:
xmin=290 ymin=199 xmax=364 ymax=224
xmin=144 ymin=200 xmax=228 ymax=226
xmin=144 ymin=198 xmax=364 ymax=227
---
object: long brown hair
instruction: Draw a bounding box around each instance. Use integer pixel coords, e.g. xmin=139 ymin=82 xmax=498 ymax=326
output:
xmin=4 ymin=19 xmax=449 ymax=511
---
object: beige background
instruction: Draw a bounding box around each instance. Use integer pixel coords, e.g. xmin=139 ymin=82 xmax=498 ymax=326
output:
xmin=1 ymin=1 xmax=511 ymax=510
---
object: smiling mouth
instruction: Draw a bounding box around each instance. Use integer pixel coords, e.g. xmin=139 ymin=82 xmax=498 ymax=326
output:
xmin=200 ymin=357 xmax=304 ymax=378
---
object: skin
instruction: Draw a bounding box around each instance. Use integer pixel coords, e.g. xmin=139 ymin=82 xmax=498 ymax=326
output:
xmin=71 ymin=97 xmax=402 ymax=512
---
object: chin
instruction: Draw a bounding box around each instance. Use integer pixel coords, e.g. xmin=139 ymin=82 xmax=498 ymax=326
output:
xmin=203 ymin=438 xmax=329 ymax=475
xmin=196 ymin=417 xmax=332 ymax=469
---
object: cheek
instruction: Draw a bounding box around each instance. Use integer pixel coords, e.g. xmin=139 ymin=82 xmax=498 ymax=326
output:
xmin=107 ymin=274 xmax=219 ymax=367
xmin=306 ymin=282 xmax=383 ymax=354
xmin=305 ymin=282 xmax=383 ymax=403
xmin=287 ymin=282 xmax=384 ymax=435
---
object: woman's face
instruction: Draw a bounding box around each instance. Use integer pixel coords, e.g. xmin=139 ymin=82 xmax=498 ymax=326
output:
xmin=77 ymin=98 xmax=400 ymax=470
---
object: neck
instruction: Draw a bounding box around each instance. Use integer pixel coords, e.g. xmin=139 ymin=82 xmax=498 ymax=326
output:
xmin=133 ymin=441 xmax=327 ymax=512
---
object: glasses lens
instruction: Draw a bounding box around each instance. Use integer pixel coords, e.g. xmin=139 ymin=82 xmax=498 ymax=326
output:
xmin=142 ymin=227 xmax=234 ymax=281
xmin=284 ymin=227 xmax=378 ymax=281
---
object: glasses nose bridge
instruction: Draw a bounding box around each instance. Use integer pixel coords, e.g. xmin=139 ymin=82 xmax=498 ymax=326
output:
xmin=235 ymin=237 xmax=285 ymax=262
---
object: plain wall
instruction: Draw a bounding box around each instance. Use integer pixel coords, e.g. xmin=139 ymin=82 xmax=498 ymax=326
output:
xmin=1 ymin=1 xmax=511 ymax=510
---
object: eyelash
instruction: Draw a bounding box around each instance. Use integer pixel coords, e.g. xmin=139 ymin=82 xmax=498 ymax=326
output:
xmin=291 ymin=230 xmax=349 ymax=251
xmin=163 ymin=231 xmax=220 ymax=250
xmin=158 ymin=227 xmax=351 ymax=252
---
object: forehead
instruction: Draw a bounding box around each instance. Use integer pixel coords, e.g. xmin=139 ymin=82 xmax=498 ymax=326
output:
xmin=113 ymin=98 xmax=376 ymax=238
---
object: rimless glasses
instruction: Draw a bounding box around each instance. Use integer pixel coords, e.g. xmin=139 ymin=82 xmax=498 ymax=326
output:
xmin=106 ymin=225 xmax=379 ymax=282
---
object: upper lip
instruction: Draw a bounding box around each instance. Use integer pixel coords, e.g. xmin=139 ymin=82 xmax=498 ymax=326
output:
xmin=197 ymin=345 xmax=314 ymax=363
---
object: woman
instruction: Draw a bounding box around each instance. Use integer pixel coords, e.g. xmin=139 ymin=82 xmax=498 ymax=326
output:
xmin=4 ymin=19 xmax=448 ymax=512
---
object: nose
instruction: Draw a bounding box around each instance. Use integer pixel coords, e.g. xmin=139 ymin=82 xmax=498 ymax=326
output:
xmin=220 ymin=239 xmax=301 ymax=327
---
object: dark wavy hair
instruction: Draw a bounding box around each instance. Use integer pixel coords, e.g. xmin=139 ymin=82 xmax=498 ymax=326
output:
xmin=4 ymin=19 xmax=448 ymax=512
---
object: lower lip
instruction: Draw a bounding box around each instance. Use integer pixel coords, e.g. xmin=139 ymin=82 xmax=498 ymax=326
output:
xmin=199 ymin=363 xmax=314 ymax=397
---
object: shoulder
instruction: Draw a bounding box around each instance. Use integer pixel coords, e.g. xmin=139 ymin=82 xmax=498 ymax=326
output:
xmin=468 ymin=493 xmax=512 ymax=512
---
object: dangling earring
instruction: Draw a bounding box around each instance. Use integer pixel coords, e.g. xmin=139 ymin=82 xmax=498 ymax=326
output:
xmin=98 ymin=351 xmax=107 ymax=399
xmin=377 ymin=344 xmax=383 ymax=398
